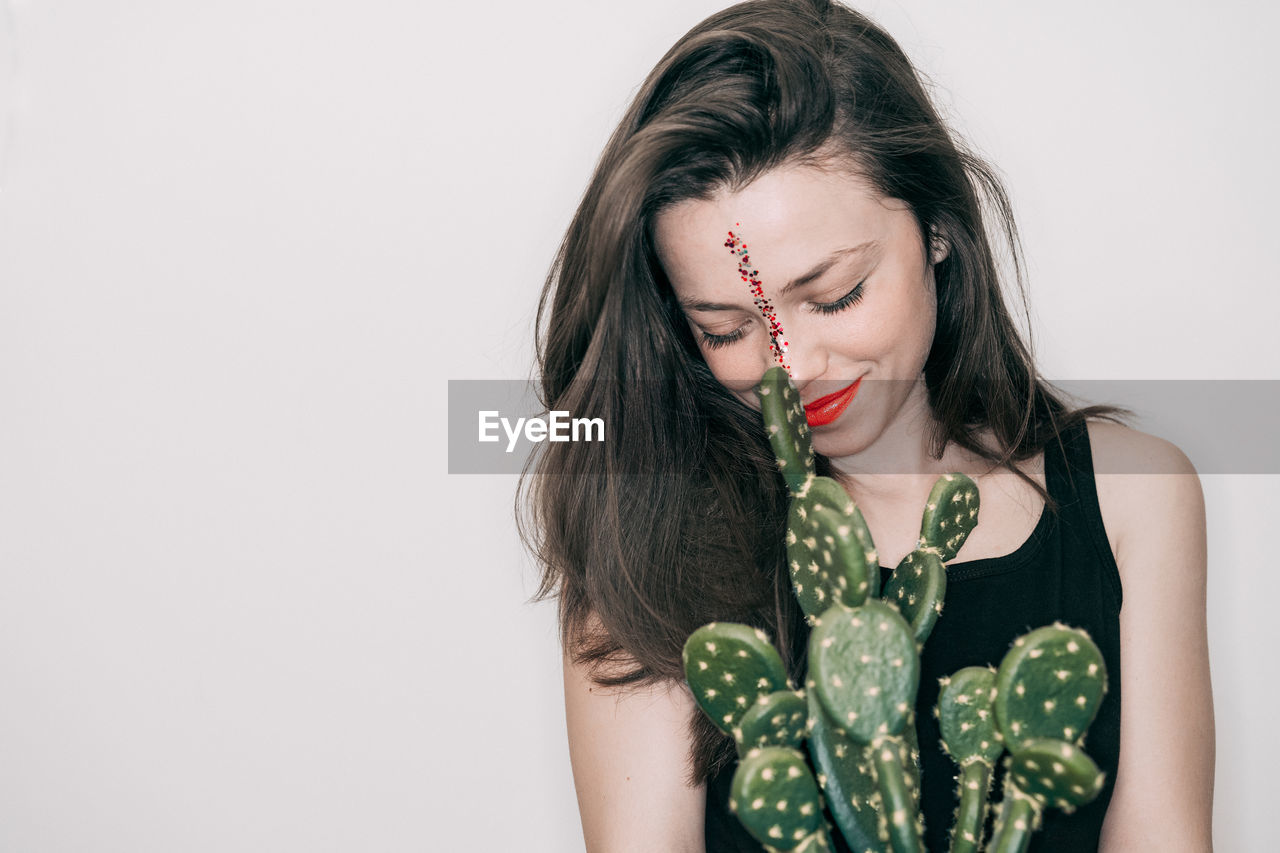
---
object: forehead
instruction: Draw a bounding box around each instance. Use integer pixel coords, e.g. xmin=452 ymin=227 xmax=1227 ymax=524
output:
xmin=652 ymin=164 xmax=909 ymax=296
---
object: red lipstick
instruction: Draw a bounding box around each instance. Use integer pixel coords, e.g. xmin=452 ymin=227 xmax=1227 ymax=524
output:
xmin=803 ymin=378 xmax=862 ymax=427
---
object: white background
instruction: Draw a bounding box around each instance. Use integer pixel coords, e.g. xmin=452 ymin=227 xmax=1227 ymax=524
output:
xmin=0 ymin=1 xmax=1273 ymax=850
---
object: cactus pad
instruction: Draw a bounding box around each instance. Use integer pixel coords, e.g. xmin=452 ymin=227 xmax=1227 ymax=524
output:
xmin=994 ymin=624 xmax=1107 ymax=750
xmin=787 ymin=478 xmax=878 ymax=622
xmin=937 ymin=666 xmax=1002 ymax=853
xmin=868 ymin=735 xmax=925 ymax=853
xmin=683 ymin=622 xmax=790 ymax=734
xmin=1007 ymin=738 xmax=1105 ymax=813
xmin=805 ymin=691 xmax=888 ymax=852
xmin=937 ymin=666 xmax=1003 ymax=766
xmin=809 ymin=600 xmax=919 ymax=745
xmin=729 ymin=746 xmax=829 ymax=850
xmin=988 ymin=785 xmax=1039 ymax=853
xmin=757 ymin=365 xmax=816 ymax=496
xmin=881 ymin=549 xmax=947 ymax=645
xmin=917 ymin=473 xmax=979 ymax=561
xmin=810 ymin=502 xmax=875 ymax=609
xmin=738 ymin=689 xmax=809 ymax=753
xmin=805 ymin=476 xmax=879 ymax=574
xmin=800 ymin=476 xmax=856 ymax=515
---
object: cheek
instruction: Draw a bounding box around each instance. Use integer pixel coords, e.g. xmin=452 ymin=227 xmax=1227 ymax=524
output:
xmin=703 ymin=348 xmax=764 ymax=394
xmin=849 ymin=281 xmax=935 ymax=368
xmin=886 ymin=275 xmax=936 ymax=350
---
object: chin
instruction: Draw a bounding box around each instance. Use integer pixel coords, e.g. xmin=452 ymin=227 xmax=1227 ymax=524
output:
xmin=810 ymin=421 xmax=874 ymax=461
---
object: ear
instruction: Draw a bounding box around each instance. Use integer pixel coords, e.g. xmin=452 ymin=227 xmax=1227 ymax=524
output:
xmin=928 ymin=225 xmax=950 ymax=266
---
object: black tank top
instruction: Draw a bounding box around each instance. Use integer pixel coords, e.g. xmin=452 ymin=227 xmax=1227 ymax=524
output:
xmin=705 ymin=421 xmax=1123 ymax=852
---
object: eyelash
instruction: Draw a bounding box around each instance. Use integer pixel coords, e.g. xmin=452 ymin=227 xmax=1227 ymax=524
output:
xmin=699 ymin=280 xmax=867 ymax=350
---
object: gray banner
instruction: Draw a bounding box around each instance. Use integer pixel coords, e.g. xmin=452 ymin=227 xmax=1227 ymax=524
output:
xmin=447 ymin=379 xmax=1280 ymax=475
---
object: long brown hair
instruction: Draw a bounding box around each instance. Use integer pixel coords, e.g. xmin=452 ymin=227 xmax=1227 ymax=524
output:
xmin=516 ymin=0 xmax=1125 ymax=786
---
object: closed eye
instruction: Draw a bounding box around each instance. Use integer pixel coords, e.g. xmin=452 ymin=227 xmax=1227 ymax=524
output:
xmin=697 ymin=280 xmax=867 ymax=350
xmin=699 ymin=326 xmax=746 ymax=350
xmin=810 ymin=280 xmax=866 ymax=315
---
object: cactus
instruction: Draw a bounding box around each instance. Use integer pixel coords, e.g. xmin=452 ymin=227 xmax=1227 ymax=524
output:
xmin=880 ymin=471 xmax=979 ymax=649
xmin=739 ymin=689 xmax=810 ymax=754
xmin=683 ymin=622 xmax=792 ymax=735
xmin=789 ymin=490 xmax=877 ymax=623
xmin=763 ymin=367 xmax=961 ymax=852
xmin=917 ymin=474 xmax=980 ymax=562
xmin=805 ymin=689 xmax=889 ymax=852
xmin=992 ymin=624 xmax=1107 ymax=750
xmin=877 ymin=470 xmax=980 ymax=823
xmin=882 ymin=549 xmax=947 ymax=646
xmin=1006 ymin=738 xmax=1105 ymax=812
xmin=987 ymin=738 xmax=1105 ymax=853
xmin=730 ymin=746 xmax=836 ymax=852
xmin=757 ymin=364 xmax=816 ymax=495
xmin=809 ymin=600 xmax=923 ymax=853
xmin=683 ymin=367 xmax=1109 ymax=853
xmin=986 ymin=626 xmax=1109 ymax=852
xmin=936 ymin=666 xmax=1003 ymax=853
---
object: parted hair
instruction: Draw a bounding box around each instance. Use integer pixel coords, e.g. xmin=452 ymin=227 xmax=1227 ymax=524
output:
xmin=516 ymin=0 xmax=1124 ymax=786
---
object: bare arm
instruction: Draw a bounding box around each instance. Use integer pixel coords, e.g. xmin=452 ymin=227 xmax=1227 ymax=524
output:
xmin=1091 ymin=422 xmax=1215 ymax=851
xmin=563 ymin=646 xmax=707 ymax=853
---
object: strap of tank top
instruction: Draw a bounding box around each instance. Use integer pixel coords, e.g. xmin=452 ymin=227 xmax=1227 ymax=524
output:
xmin=1046 ymin=419 xmax=1124 ymax=613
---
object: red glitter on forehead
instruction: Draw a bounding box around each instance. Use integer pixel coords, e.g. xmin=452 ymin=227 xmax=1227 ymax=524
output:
xmin=724 ymin=222 xmax=791 ymax=375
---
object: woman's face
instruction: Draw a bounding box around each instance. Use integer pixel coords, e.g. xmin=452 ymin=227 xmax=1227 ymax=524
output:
xmin=652 ymin=162 xmax=947 ymax=460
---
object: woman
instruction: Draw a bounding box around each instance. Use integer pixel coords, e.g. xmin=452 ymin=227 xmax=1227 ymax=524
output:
xmin=518 ymin=1 xmax=1214 ymax=850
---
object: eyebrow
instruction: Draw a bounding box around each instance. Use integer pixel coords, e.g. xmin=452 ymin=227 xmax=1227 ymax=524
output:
xmin=678 ymin=239 xmax=881 ymax=312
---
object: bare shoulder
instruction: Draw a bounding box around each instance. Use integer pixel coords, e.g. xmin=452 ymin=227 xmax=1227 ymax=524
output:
xmin=1085 ymin=419 xmax=1204 ymax=578
xmin=562 ymin=612 xmax=706 ymax=852
xmin=1083 ymin=421 xmax=1214 ymax=849
xmin=1085 ymin=419 xmax=1198 ymax=477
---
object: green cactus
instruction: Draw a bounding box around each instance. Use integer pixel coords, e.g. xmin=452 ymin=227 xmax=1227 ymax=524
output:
xmin=809 ymin=602 xmax=916 ymax=755
xmin=739 ymin=689 xmax=810 ymax=754
xmin=809 ymin=600 xmax=924 ymax=853
xmin=683 ymin=367 xmax=1109 ymax=853
xmin=881 ymin=549 xmax=947 ymax=646
xmin=788 ymin=495 xmax=876 ymax=623
xmin=986 ymin=626 xmax=1109 ymax=853
xmin=800 ymin=475 xmax=858 ymax=518
xmin=876 ymin=475 xmax=977 ymax=819
xmin=683 ymin=622 xmax=792 ymax=735
xmin=899 ymin=711 xmax=925 ymax=841
xmin=986 ymin=783 xmax=1038 ymax=853
xmin=936 ymin=666 xmax=1003 ymax=853
xmin=1006 ymin=737 xmax=1105 ymax=812
xmin=805 ymin=689 xmax=888 ymax=852
xmin=993 ymin=623 xmax=1107 ymax=750
xmin=803 ymin=476 xmax=880 ymax=592
xmin=880 ymin=472 xmax=976 ymax=648
xmin=917 ymin=474 xmax=980 ymax=562
xmin=730 ymin=746 xmax=835 ymax=852
xmin=757 ymin=365 xmax=816 ymax=495
xmin=988 ymin=739 xmax=1105 ymax=853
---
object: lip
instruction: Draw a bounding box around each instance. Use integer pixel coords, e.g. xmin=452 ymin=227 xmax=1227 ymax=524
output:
xmin=803 ymin=378 xmax=862 ymax=427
